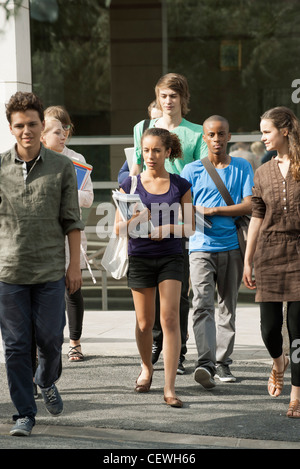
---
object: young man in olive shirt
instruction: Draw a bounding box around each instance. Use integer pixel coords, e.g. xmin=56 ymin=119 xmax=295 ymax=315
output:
xmin=0 ymin=92 xmax=84 ymax=436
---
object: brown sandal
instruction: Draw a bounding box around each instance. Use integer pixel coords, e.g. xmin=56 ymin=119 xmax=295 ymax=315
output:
xmin=287 ymin=399 xmax=300 ymax=418
xmin=268 ymin=357 xmax=289 ymax=397
xmin=134 ymin=370 xmax=153 ymax=393
xmin=164 ymin=395 xmax=183 ymax=408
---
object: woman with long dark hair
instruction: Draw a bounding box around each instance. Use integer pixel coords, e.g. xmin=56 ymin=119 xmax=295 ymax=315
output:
xmin=243 ymin=106 xmax=300 ymax=418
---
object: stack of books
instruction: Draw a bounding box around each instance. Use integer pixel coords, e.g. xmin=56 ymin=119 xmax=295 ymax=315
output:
xmin=71 ymin=158 xmax=93 ymax=190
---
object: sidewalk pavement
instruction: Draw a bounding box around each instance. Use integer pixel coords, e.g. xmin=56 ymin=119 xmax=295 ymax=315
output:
xmin=0 ymin=304 xmax=300 ymax=450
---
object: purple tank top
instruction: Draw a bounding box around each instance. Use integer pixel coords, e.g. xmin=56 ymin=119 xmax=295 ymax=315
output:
xmin=120 ymin=173 xmax=191 ymax=257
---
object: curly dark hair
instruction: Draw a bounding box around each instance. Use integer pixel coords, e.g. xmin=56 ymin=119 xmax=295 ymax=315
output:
xmin=5 ymin=92 xmax=44 ymax=124
xmin=141 ymin=127 xmax=183 ymax=162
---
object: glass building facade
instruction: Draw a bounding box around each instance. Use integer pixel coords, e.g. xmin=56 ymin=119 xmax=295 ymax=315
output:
xmin=29 ymin=0 xmax=300 ymax=186
xmin=0 ymin=0 xmax=298 ymax=308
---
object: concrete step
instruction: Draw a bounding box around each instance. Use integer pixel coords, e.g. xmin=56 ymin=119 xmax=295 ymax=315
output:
xmin=82 ymin=293 xmax=134 ymax=311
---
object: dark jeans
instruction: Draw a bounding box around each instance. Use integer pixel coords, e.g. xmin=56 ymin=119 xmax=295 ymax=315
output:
xmin=260 ymin=301 xmax=300 ymax=386
xmin=152 ymin=238 xmax=190 ymax=358
xmin=0 ymin=277 xmax=66 ymax=423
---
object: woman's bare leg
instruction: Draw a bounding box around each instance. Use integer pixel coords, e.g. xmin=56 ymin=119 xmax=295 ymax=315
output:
xmin=159 ymin=279 xmax=181 ymax=398
xmin=131 ymin=287 xmax=155 ymax=383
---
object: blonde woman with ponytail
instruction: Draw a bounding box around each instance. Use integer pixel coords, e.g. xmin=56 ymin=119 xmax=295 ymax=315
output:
xmin=243 ymin=106 xmax=300 ymax=418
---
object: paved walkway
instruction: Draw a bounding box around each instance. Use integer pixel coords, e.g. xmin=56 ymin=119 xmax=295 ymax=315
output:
xmin=0 ymin=304 xmax=300 ymax=451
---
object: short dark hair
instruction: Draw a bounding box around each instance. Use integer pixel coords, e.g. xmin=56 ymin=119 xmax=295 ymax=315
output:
xmin=203 ymin=115 xmax=229 ymax=131
xmin=5 ymin=92 xmax=44 ymax=124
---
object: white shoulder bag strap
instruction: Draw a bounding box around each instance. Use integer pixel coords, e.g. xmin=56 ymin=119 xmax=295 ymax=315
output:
xmin=130 ymin=175 xmax=137 ymax=194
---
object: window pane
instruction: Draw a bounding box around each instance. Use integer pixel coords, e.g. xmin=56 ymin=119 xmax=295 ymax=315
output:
xmin=30 ymin=0 xmax=110 ymax=136
xmin=30 ymin=0 xmax=300 ymax=156
xmin=166 ymin=0 xmax=300 ymax=132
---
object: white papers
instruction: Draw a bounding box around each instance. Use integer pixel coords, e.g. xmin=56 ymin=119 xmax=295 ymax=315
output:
xmin=112 ymin=189 xmax=154 ymax=236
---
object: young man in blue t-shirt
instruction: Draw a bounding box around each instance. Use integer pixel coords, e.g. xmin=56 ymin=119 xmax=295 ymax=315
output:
xmin=181 ymin=115 xmax=254 ymax=388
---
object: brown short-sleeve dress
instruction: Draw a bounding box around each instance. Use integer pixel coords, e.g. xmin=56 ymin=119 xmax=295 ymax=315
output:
xmin=252 ymin=158 xmax=300 ymax=302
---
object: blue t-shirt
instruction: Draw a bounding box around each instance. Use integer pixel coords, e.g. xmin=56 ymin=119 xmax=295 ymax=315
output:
xmin=120 ymin=173 xmax=191 ymax=257
xmin=181 ymin=156 xmax=254 ymax=253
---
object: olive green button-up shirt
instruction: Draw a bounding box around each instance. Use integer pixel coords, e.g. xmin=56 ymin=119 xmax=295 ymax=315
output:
xmin=0 ymin=144 xmax=84 ymax=284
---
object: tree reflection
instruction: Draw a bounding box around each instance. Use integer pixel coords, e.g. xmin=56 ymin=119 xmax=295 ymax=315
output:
xmin=167 ymin=0 xmax=300 ymax=131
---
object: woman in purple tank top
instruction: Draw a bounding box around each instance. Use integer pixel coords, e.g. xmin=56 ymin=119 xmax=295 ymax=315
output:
xmin=115 ymin=128 xmax=194 ymax=408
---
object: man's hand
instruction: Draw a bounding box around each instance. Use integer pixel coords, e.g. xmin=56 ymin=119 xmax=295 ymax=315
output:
xmin=66 ymin=229 xmax=82 ymax=294
xmin=65 ymin=264 xmax=82 ymax=295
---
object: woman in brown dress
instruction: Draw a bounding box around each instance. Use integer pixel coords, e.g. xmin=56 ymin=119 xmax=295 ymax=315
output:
xmin=243 ymin=106 xmax=300 ymax=418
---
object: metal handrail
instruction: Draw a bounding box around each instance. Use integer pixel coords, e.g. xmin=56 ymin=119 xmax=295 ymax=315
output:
xmin=69 ymin=133 xmax=261 ymax=146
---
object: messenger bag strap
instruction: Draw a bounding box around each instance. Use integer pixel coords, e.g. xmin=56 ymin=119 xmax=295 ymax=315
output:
xmin=201 ymin=156 xmax=234 ymax=206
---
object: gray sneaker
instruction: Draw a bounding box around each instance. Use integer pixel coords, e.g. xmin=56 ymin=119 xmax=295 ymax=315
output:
xmin=215 ymin=364 xmax=236 ymax=382
xmin=40 ymin=383 xmax=63 ymax=416
xmin=194 ymin=366 xmax=216 ymax=389
xmin=10 ymin=417 xmax=34 ymax=436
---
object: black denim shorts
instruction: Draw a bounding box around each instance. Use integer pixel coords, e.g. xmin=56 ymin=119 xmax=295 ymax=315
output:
xmin=128 ymin=254 xmax=184 ymax=289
